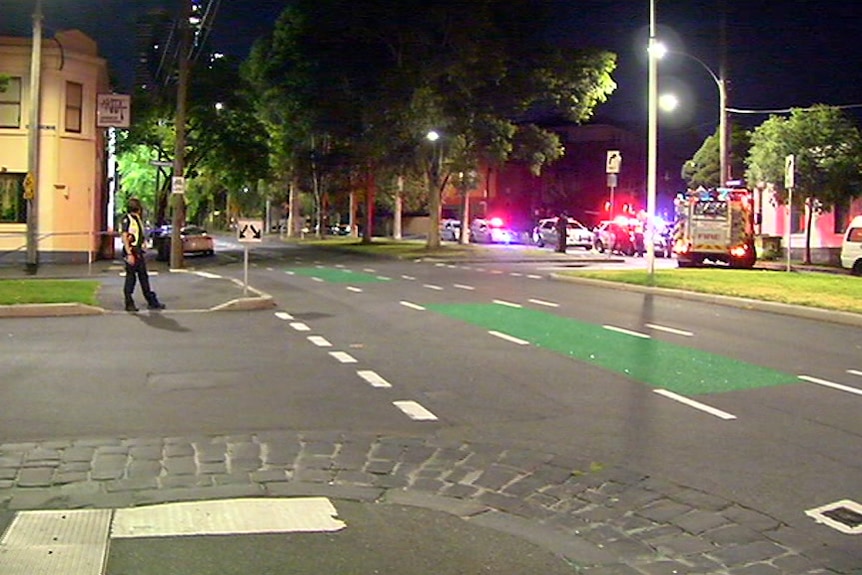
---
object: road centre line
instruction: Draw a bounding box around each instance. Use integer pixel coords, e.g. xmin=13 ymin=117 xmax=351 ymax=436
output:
xmin=848 ymin=369 xmax=862 ymax=378
xmin=453 ymin=284 xmax=475 ymax=290
xmin=489 ymin=330 xmax=530 ymax=345
xmin=401 ymin=275 xmax=416 ymax=280
xmin=357 ymin=370 xmax=392 ymax=388
xmin=308 ymin=336 xmax=332 ymax=347
xmin=393 ymin=400 xmax=438 ymax=421
xmin=646 ymin=323 xmax=694 ymax=337
xmin=527 ymin=274 xmax=542 ymax=279
xmin=493 ymin=299 xmax=522 ymax=308
xmin=528 ymin=298 xmax=559 ymax=308
xmin=290 ymin=322 xmax=311 ymax=332
xmin=510 ymin=272 xmax=523 ymax=277
xmin=285 ymin=271 xmax=295 ymax=275
xmin=329 ymin=351 xmax=358 ymax=364
xmin=400 ymin=301 xmax=426 ymax=311
xmin=363 ymin=268 xmax=375 ymax=273
xmin=423 ymin=284 xmax=444 ymax=291
xmin=653 ymin=389 xmax=737 ymax=420
xmin=376 ymin=276 xmax=391 ymax=281
xmin=603 ymin=325 xmax=651 ymax=339
xmin=275 ymin=312 xmax=294 ymax=320
xmin=311 ymin=277 xmax=324 ymax=282
xmin=346 ymin=286 xmax=363 ymax=293
xmin=799 ymin=375 xmax=862 ymax=397
xmin=490 ymin=270 xmax=504 ymax=275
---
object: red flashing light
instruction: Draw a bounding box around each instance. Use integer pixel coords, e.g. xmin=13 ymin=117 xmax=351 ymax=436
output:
xmin=489 ymin=217 xmax=504 ymax=227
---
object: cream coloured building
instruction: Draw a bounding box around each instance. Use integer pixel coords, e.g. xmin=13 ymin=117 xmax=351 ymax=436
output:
xmin=0 ymin=29 xmax=111 ymax=264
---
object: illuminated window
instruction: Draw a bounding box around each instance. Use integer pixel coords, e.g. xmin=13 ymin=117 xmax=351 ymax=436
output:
xmin=65 ymin=81 xmax=83 ymax=133
xmin=0 ymin=77 xmax=22 ymax=128
xmin=0 ymin=174 xmax=26 ymax=223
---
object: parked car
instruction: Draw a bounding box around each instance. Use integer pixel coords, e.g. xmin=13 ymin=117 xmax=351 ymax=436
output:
xmin=152 ymin=225 xmax=215 ymax=261
xmin=593 ymin=220 xmax=635 ymax=255
xmin=532 ymin=217 xmax=594 ymax=249
xmin=470 ymin=217 xmax=518 ymax=244
xmin=440 ymin=219 xmax=462 ymax=241
xmin=841 ymin=215 xmax=862 ymax=275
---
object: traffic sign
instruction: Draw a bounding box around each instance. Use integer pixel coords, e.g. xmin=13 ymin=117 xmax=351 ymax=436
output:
xmin=606 ymin=150 xmax=622 ymax=174
xmin=237 ymin=219 xmax=263 ymax=243
xmin=171 ymin=176 xmax=185 ymax=195
xmin=784 ymin=154 xmax=795 ymax=189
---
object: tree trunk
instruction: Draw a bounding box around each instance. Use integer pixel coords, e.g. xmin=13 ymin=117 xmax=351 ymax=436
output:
xmin=393 ymin=175 xmax=403 ymax=239
xmin=459 ymin=190 xmax=470 ymax=245
xmin=804 ymin=197 xmax=813 ymax=264
xmin=362 ymin=167 xmax=375 ymax=244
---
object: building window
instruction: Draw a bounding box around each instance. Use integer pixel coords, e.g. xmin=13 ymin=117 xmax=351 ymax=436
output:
xmin=834 ymin=201 xmax=849 ymax=234
xmin=790 ymin=203 xmax=803 ymax=233
xmin=0 ymin=77 xmax=22 ymax=128
xmin=0 ymin=174 xmax=26 ymax=223
xmin=65 ymin=82 xmax=83 ymax=133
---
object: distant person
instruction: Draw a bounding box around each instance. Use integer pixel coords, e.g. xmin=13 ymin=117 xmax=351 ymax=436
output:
xmin=121 ymin=198 xmax=165 ymax=312
xmin=555 ymin=211 xmax=568 ymax=253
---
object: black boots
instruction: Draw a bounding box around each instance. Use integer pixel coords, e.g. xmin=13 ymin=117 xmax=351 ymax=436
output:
xmin=124 ymin=297 xmax=139 ymax=313
xmin=146 ymin=293 xmax=166 ymax=310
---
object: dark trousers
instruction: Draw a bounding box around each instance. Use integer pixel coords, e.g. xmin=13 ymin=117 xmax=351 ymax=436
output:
xmin=123 ymin=249 xmax=157 ymax=304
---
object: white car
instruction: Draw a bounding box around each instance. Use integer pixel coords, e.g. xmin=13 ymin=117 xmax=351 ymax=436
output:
xmin=532 ymin=217 xmax=593 ymax=249
xmin=841 ymin=215 xmax=862 ymax=275
xmin=470 ymin=218 xmax=517 ymax=244
xmin=440 ymin=219 xmax=462 ymax=241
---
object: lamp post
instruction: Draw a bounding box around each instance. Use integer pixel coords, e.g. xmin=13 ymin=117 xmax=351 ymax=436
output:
xmin=646 ymin=0 xmax=658 ymax=279
xmin=426 ymin=130 xmax=442 ymax=249
xmin=25 ymin=0 xmax=43 ymax=274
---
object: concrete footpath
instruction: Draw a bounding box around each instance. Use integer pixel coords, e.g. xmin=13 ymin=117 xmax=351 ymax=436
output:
xmin=0 ymin=254 xmax=860 ymax=574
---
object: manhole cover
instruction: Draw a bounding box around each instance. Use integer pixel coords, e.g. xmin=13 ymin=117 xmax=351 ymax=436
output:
xmin=806 ymin=499 xmax=862 ymax=534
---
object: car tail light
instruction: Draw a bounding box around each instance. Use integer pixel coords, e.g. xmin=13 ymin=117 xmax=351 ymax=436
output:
xmin=730 ymin=244 xmax=749 ymax=257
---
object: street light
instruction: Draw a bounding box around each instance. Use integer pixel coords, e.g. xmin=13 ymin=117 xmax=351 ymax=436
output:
xmin=26 ymin=0 xmax=43 ymax=274
xmin=426 ymin=130 xmax=443 ymax=248
xmin=646 ymin=0 xmax=658 ymax=279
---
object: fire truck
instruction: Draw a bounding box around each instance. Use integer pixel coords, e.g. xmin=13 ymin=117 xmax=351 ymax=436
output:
xmin=672 ymin=186 xmax=757 ymax=268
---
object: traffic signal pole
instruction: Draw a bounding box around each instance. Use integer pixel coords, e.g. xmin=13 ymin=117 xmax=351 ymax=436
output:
xmin=170 ymin=0 xmax=191 ymax=269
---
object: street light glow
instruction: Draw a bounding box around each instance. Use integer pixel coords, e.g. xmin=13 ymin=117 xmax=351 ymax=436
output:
xmin=426 ymin=130 xmax=440 ymax=142
xmin=659 ymin=93 xmax=679 ymax=112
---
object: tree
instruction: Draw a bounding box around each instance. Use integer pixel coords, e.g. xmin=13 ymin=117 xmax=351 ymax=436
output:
xmin=746 ymin=105 xmax=862 ymax=263
xmin=682 ymin=124 xmax=750 ymax=188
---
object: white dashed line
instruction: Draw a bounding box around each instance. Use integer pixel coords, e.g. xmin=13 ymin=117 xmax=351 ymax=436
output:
xmin=357 ymin=370 xmax=392 ymax=388
xmin=489 ymin=331 xmax=530 ymax=345
xmin=376 ymin=276 xmax=391 ymax=281
xmin=493 ymin=299 xmax=522 ymax=308
xmin=400 ymin=301 xmax=426 ymax=311
xmin=603 ymin=325 xmax=651 ymax=339
xmin=528 ymin=298 xmax=559 ymax=308
xmin=393 ymin=400 xmax=438 ymax=421
xmin=799 ymin=375 xmax=862 ymax=397
xmin=329 ymin=351 xmax=358 ymax=364
xmin=489 ymin=270 xmax=504 ymax=275
xmin=346 ymin=286 xmax=363 ymax=293
xmin=509 ymin=272 xmax=523 ymax=277
xmin=290 ymin=322 xmax=311 ymax=332
xmin=401 ymin=275 xmax=416 ymax=280
xmin=848 ymin=369 xmax=862 ymax=378
xmin=453 ymin=284 xmax=475 ymax=291
xmin=308 ymin=336 xmax=332 ymax=347
xmin=645 ymin=323 xmax=694 ymax=337
xmin=653 ymin=389 xmax=736 ymax=420
xmin=194 ymin=271 xmax=223 ymax=279
xmin=311 ymin=277 xmax=324 ymax=283
xmin=423 ymin=284 xmax=444 ymax=291
xmin=363 ymin=268 xmax=376 ymax=273
xmin=275 ymin=312 xmax=294 ymax=321
xmin=527 ymin=274 xmax=542 ymax=279
xmin=285 ymin=271 xmax=295 ymax=275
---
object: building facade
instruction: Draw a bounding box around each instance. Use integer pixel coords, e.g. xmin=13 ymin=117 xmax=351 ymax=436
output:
xmin=0 ymin=30 xmax=110 ymax=264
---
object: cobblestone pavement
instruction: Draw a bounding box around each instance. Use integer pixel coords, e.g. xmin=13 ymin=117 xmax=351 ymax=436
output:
xmin=0 ymin=431 xmax=855 ymax=574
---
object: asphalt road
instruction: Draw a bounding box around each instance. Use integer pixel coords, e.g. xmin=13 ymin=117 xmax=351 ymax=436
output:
xmin=1 ymin=240 xmax=860 ymax=572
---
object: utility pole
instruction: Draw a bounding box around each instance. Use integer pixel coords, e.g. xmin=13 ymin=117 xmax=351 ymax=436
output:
xmin=719 ymin=0 xmax=729 ymax=185
xmin=25 ymin=0 xmax=43 ymax=274
xmin=170 ymin=0 xmax=191 ymax=269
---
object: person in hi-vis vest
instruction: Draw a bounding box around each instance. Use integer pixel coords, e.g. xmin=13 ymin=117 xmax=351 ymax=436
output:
xmin=121 ymin=198 xmax=165 ymax=312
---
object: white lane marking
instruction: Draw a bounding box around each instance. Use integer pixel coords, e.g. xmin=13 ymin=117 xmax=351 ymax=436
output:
xmin=112 ymin=498 xmax=345 ymax=538
xmin=799 ymin=375 xmax=862 ymax=397
xmin=527 ymin=274 xmax=542 ymax=279
xmin=376 ymin=276 xmax=391 ymax=281
xmin=646 ymin=323 xmax=694 ymax=337
xmin=423 ymin=284 xmax=444 ymax=291
xmin=400 ymin=301 xmax=426 ymax=311
xmin=490 ymin=270 xmax=504 ymax=275
xmin=266 ymin=267 xmax=274 ymax=272
xmin=805 ymin=499 xmax=862 ymax=535
xmin=285 ymin=271 xmax=296 ymax=275
xmin=311 ymin=277 xmax=324 ymax=283
xmin=848 ymin=369 xmax=862 ymax=378
xmin=308 ymin=336 xmax=332 ymax=347
xmin=493 ymin=299 xmax=522 ymax=308
xmin=194 ymin=271 xmax=223 ymax=279
xmin=476 ymin=267 xmax=486 ymax=272
xmin=290 ymin=322 xmax=311 ymax=332
xmin=315 ymin=264 xmax=325 ymax=268
xmin=393 ymin=400 xmax=438 ymax=421
xmin=446 ymin=265 xmax=457 ymax=269
xmin=528 ymin=298 xmax=559 ymax=308
xmin=357 ymin=370 xmax=392 ymax=388
xmin=510 ymin=272 xmax=523 ymax=277
xmin=275 ymin=312 xmax=294 ymax=321
xmin=454 ymin=284 xmax=475 ymax=291
xmin=603 ymin=325 xmax=651 ymax=339
xmin=401 ymin=275 xmax=416 ymax=280
xmin=363 ymin=268 xmax=375 ymax=273
xmin=435 ymin=263 xmax=446 ymax=267
xmin=489 ymin=330 xmax=530 ymax=345
xmin=653 ymin=389 xmax=737 ymax=420
xmin=335 ymin=264 xmax=345 ymax=268
xmin=329 ymin=351 xmax=358 ymax=364
xmin=346 ymin=286 xmax=363 ymax=293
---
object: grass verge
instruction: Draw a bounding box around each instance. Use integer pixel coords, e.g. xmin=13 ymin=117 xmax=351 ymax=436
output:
xmin=563 ymin=269 xmax=862 ymax=315
xmin=0 ymin=279 xmax=100 ymax=306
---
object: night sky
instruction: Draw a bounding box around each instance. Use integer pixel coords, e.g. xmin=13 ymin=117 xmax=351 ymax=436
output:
xmin=4 ymin=0 xmax=861 ymax=181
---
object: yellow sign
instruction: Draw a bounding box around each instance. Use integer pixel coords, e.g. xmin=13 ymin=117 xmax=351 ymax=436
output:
xmin=23 ymin=173 xmax=35 ymax=200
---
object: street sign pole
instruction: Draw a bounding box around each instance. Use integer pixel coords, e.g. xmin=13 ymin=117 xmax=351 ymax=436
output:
xmin=785 ymin=154 xmax=795 ymax=272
